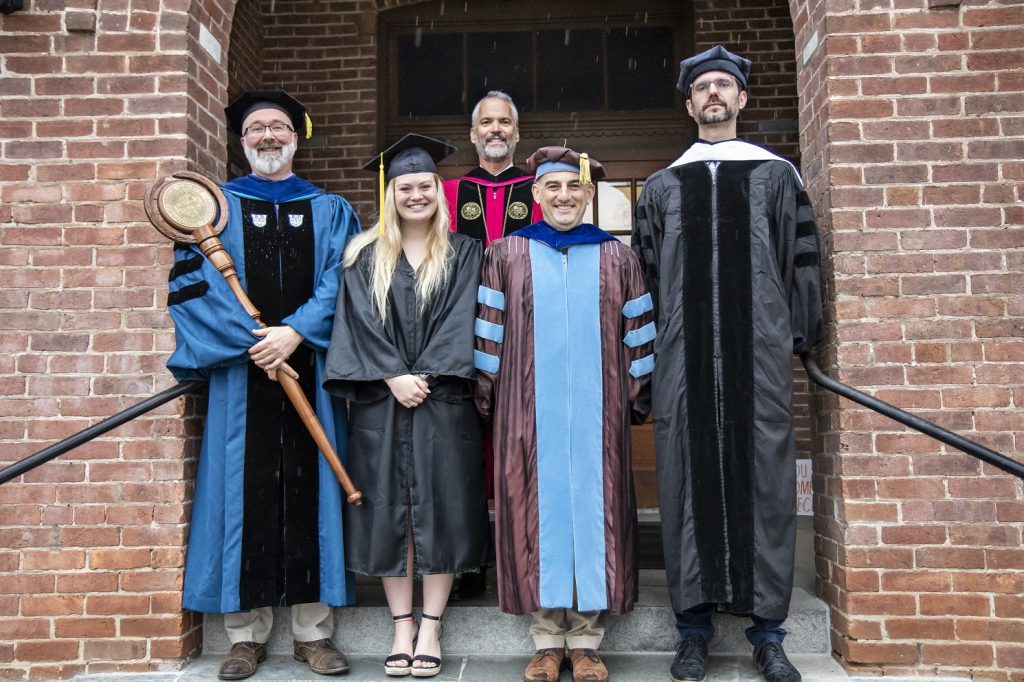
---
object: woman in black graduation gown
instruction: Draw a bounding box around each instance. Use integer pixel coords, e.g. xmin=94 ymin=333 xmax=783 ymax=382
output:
xmin=324 ymin=135 xmax=488 ymax=678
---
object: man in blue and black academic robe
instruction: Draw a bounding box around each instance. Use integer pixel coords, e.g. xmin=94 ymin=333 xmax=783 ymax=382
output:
xmin=166 ymin=90 xmax=360 ymax=680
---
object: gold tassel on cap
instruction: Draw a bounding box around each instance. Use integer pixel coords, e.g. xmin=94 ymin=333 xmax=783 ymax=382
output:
xmin=378 ymin=153 xmax=386 ymax=235
xmin=579 ymin=152 xmax=592 ymax=186
xmin=304 ymin=113 xmax=313 ymax=140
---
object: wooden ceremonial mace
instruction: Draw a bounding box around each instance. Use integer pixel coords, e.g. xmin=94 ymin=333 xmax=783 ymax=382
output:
xmin=146 ymin=170 xmax=363 ymax=505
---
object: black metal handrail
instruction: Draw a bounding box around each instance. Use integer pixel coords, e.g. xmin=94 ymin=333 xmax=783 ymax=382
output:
xmin=5 ymin=359 xmax=1022 ymax=484
xmin=801 ymin=353 xmax=1024 ymax=480
xmin=0 ymin=381 xmax=205 ymax=485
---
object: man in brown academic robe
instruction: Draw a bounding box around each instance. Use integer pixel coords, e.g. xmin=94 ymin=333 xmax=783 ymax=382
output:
xmin=475 ymin=146 xmax=654 ymax=682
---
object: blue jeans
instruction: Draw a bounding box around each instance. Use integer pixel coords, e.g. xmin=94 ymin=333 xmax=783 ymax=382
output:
xmin=675 ymin=603 xmax=787 ymax=646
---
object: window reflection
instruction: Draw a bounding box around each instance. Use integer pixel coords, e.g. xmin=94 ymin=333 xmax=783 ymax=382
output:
xmin=587 ymin=179 xmax=642 ymax=243
xmin=597 ymin=181 xmax=633 ymax=235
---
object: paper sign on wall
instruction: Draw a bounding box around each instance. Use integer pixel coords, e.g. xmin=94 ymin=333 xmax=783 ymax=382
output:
xmin=796 ymin=458 xmax=813 ymax=516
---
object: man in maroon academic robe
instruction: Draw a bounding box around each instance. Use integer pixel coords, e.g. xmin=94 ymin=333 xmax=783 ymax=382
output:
xmin=475 ymin=146 xmax=654 ymax=682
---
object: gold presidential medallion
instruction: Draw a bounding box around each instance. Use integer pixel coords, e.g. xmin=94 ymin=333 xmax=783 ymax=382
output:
xmin=160 ymin=179 xmax=218 ymax=229
xmin=145 ymin=170 xmax=228 ymax=245
xmin=461 ymin=202 xmax=483 ymax=221
xmin=507 ymin=201 xmax=529 ymax=221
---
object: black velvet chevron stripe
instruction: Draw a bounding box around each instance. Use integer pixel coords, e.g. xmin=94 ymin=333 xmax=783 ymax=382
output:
xmin=168 ymin=254 xmax=203 ymax=281
xmin=796 ymin=190 xmax=811 ymax=208
xmin=167 ymin=281 xmax=208 ymax=306
xmin=794 ymin=252 xmax=820 ymax=268
xmin=795 ymin=220 xmax=817 ymax=239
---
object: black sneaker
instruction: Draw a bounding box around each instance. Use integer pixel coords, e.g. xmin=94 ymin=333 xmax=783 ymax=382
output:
xmin=753 ymin=641 xmax=801 ymax=682
xmin=669 ymin=636 xmax=708 ymax=682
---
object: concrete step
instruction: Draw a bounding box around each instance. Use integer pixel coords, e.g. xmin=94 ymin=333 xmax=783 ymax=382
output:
xmin=77 ymin=653 xmax=854 ymax=681
xmin=202 ymin=572 xmax=830 ymax=656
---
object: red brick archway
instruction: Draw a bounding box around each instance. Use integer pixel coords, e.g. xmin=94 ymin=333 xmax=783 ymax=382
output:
xmin=0 ymin=0 xmax=1021 ymax=678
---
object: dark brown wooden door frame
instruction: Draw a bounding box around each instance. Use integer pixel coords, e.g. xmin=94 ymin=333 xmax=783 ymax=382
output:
xmin=376 ymin=0 xmax=697 ymax=171
xmin=376 ymin=0 xmax=698 ymax=511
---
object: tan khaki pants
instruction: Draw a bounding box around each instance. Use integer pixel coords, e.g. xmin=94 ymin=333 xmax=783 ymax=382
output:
xmin=529 ymin=607 xmax=604 ymax=650
xmin=223 ymin=602 xmax=333 ymax=644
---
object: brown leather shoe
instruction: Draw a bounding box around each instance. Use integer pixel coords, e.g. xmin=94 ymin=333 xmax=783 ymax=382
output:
xmin=218 ymin=641 xmax=267 ymax=681
xmin=569 ymin=648 xmax=609 ymax=682
xmin=293 ymin=638 xmax=351 ymax=675
xmin=524 ymin=648 xmax=566 ymax=682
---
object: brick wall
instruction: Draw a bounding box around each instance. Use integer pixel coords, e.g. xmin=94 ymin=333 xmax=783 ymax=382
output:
xmin=0 ymin=0 xmax=233 ymax=676
xmin=792 ymin=0 xmax=1024 ymax=677
xmin=251 ymin=0 xmax=380 ymax=211
xmin=225 ymin=0 xmax=263 ymax=178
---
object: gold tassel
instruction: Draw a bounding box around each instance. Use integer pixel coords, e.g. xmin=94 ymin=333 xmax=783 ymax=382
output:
xmin=304 ymin=113 xmax=313 ymax=140
xmin=579 ymin=152 xmax=592 ymax=186
xmin=378 ymin=153 xmax=385 ymax=235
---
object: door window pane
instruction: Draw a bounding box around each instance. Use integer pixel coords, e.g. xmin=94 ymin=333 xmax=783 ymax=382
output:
xmin=397 ymin=32 xmax=464 ymax=117
xmin=597 ymin=181 xmax=634 ymax=234
xmin=392 ymin=24 xmax=676 ymax=118
xmin=607 ymin=26 xmax=675 ymax=110
xmin=467 ymin=32 xmax=533 ymax=111
xmin=537 ymin=29 xmax=602 ymax=112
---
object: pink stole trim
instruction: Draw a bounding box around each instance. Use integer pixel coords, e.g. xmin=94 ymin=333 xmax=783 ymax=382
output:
xmin=446 ymin=175 xmax=540 ymax=243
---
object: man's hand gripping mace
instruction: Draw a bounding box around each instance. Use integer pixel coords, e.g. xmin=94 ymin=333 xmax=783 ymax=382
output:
xmin=146 ymin=170 xmax=363 ymax=505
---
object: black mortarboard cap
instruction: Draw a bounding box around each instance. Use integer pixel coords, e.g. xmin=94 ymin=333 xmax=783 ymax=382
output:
xmin=225 ymin=89 xmax=312 ymax=138
xmin=361 ymin=133 xmax=457 ymax=182
xmin=676 ymin=45 xmax=752 ymax=96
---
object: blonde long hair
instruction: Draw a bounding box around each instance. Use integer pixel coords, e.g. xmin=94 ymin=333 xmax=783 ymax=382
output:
xmin=344 ymin=174 xmax=452 ymax=323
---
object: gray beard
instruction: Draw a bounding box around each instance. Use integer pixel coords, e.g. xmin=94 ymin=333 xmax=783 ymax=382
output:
xmin=476 ymin=137 xmax=515 ymax=164
xmin=245 ymin=141 xmax=296 ymax=175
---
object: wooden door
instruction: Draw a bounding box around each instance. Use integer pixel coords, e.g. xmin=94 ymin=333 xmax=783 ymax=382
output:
xmin=379 ymin=0 xmax=697 ymax=511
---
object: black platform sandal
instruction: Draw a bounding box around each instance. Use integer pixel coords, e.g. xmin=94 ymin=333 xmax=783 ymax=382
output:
xmin=410 ymin=613 xmax=443 ymax=678
xmin=385 ymin=612 xmax=418 ymax=677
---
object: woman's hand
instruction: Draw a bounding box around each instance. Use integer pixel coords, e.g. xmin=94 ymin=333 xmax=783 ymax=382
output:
xmin=385 ymin=374 xmax=431 ymax=408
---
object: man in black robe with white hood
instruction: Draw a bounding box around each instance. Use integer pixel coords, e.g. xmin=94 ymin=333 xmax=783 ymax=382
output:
xmin=633 ymin=46 xmax=823 ymax=682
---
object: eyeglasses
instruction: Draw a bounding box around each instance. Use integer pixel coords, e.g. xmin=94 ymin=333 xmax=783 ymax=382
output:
xmin=690 ymin=78 xmax=737 ymax=96
xmin=244 ymin=123 xmax=294 ymax=137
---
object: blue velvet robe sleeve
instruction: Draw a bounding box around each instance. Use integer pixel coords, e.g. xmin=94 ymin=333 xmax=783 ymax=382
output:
xmin=165 ymin=241 xmax=263 ymax=382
